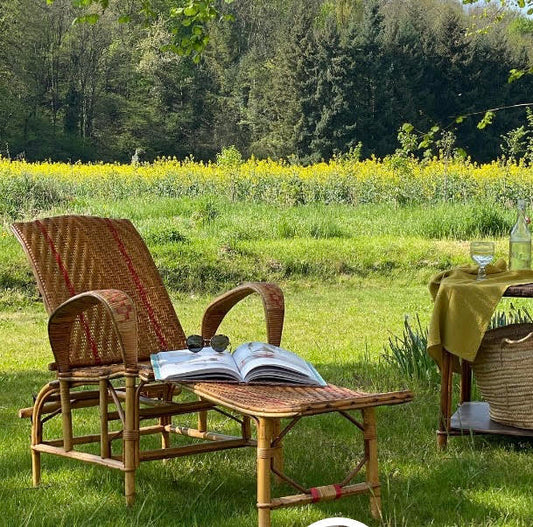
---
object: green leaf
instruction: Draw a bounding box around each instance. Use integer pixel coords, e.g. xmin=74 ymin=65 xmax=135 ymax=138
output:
xmin=73 ymin=13 xmax=100 ymax=24
xmin=184 ymin=6 xmax=198 ymax=16
xmin=161 ymin=43 xmax=181 ymax=54
xmin=430 ymin=125 xmax=440 ymax=134
xmin=401 ymin=123 xmax=414 ymax=133
xmin=118 ymin=15 xmax=131 ymax=23
xmin=509 ymin=68 xmax=525 ymax=83
xmin=455 ymin=115 xmax=465 ymax=124
xmin=477 ymin=111 xmax=495 ymax=130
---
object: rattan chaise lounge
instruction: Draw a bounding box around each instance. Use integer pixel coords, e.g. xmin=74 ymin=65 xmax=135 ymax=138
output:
xmin=13 ymin=215 xmax=413 ymax=526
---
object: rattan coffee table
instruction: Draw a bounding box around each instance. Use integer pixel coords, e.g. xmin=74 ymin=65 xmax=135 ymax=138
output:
xmin=177 ymin=381 xmax=413 ymax=527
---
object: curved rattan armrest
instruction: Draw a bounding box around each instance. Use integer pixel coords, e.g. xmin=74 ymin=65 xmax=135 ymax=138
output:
xmin=48 ymin=289 xmax=138 ymax=374
xmin=201 ymin=282 xmax=284 ymax=346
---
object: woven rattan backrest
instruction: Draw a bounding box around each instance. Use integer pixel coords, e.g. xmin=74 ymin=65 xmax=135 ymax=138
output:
xmin=12 ymin=216 xmax=186 ymax=367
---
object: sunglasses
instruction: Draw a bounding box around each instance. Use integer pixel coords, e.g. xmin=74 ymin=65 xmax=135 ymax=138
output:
xmin=186 ymin=334 xmax=230 ymax=353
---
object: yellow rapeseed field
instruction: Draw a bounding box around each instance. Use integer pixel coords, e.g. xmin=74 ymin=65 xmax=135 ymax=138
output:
xmin=1 ymin=155 xmax=532 ymax=206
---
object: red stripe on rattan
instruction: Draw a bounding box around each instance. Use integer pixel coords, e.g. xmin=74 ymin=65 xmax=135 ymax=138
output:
xmin=309 ymin=484 xmax=342 ymax=503
xmin=36 ymin=220 xmax=102 ymax=365
xmin=310 ymin=487 xmax=320 ymax=503
xmin=104 ymin=219 xmax=168 ymax=350
xmin=35 ymin=220 xmax=76 ymax=295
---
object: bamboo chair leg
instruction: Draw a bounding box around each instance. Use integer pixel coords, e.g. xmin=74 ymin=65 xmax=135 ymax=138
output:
xmin=160 ymin=383 xmax=172 ymax=449
xmin=124 ymin=375 xmax=137 ymax=506
xmin=31 ymin=450 xmax=41 ymax=487
xmin=257 ymin=418 xmax=274 ymax=527
xmin=363 ymin=407 xmax=382 ymax=520
xmin=160 ymin=416 xmax=171 ymax=449
xmin=59 ymin=379 xmax=73 ymax=452
xmin=31 ymin=401 xmax=42 ymax=487
xmin=134 ymin=385 xmax=140 ymax=469
xmin=198 ymin=398 xmax=208 ymax=433
xmin=242 ymin=416 xmax=251 ymax=441
xmin=31 ymin=383 xmax=57 ymax=487
xmin=271 ymin=419 xmax=283 ymax=484
xmin=100 ymin=379 xmax=110 ymax=458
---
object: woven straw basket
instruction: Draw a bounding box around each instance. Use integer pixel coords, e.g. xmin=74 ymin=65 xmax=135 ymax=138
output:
xmin=473 ymin=323 xmax=533 ymax=429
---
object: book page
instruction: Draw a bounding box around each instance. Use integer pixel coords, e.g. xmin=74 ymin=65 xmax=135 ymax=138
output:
xmin=233 ymin=342 xmax=326 ymax=385
xmin=151 ymin=348 xmax=242 ymax=382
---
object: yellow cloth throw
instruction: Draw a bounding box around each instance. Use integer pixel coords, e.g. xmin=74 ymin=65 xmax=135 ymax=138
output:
xmin=428 ymin=258 xmax=533 ymax=368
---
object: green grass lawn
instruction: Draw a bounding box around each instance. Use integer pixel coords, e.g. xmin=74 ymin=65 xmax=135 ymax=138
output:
xmin=1 ymin=198 xmax=533 ymax=526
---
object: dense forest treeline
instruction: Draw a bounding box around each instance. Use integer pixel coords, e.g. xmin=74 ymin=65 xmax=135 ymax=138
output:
xmin=1 ymin=0 xmax=533 ymax=163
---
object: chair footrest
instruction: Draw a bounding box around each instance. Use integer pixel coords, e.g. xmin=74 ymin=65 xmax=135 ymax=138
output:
xmin=32 ymin=444 xmax=125 ymax=470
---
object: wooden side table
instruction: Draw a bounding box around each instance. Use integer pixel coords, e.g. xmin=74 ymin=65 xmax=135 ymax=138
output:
xmin=437 ymin=283 xmax=533 ymax=449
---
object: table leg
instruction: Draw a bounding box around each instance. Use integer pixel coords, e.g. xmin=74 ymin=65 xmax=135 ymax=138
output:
xmin=460 ymin=359 xmax=472 ymax=404
xmin=437 ymin=349 xmax=453 ymax=450
xmin=363 ymin=407 xmax=382 ymax=519
xmin=271 ymin=419 xmax=283 ymax=483
xmin=257 ymin=417 xmax=274 ymax=527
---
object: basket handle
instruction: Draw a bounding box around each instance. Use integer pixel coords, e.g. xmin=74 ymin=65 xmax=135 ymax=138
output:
xmin=502 ymin=331 xmax=533 ymax=347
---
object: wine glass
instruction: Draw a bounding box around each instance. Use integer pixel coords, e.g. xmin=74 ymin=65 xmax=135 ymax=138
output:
xmin=470 ymin=241 xmax=495 ymax=281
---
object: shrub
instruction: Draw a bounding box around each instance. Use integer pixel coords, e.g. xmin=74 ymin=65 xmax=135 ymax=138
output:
xmin=216 ymin=145 xmax=243 ymax=167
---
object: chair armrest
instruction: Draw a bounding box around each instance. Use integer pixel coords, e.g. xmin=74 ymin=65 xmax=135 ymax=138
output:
xmin=201 ymin=282 xmax=284 ymax=346
xmin=48 ymin=289 xmax=138 ymax=374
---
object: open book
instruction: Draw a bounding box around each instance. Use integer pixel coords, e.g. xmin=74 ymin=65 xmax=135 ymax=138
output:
xmin=151 ymin=341 xmax=327 ymax=386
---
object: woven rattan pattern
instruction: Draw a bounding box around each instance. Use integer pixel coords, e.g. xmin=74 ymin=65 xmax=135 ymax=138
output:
xmin=473 ymin=323 xmax=533 ymax=429
xmin=187 ymin=382 xmax=412 ymax=416
xmin=12 ymin=216 xmax=186 ymax=368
